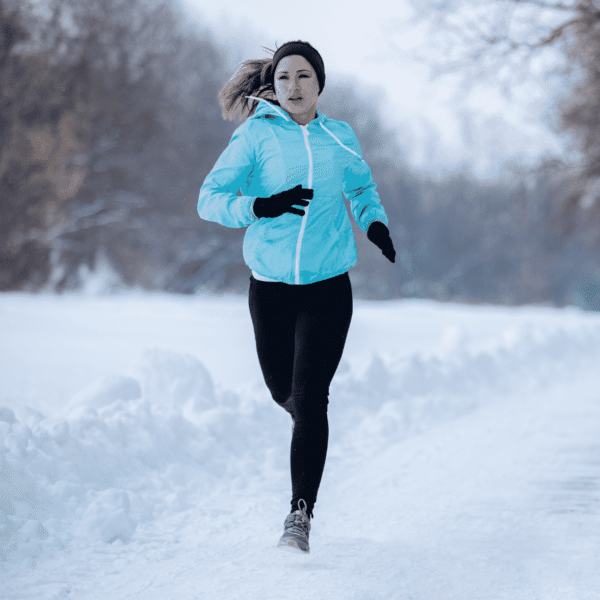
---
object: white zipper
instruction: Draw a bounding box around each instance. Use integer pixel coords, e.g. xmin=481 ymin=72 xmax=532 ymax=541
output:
xmin=243 ymin=103 xmax=359 ymax=284
xmin=295 ymin=125 xmax=313 ymax=284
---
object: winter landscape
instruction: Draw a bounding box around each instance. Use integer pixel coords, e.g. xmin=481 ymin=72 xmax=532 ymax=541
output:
xmin=2 ymin=290 xmax=599 ymax=599
xmin=3 ymin=0 xmax=600 ymax=597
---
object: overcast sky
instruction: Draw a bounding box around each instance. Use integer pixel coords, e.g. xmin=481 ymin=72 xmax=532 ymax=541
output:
xmin=180 ymin=0 xmax=568 ymax=179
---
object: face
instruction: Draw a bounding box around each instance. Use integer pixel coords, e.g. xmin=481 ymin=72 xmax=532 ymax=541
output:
xmin=274 ymin=55 xmax=320 ymax=125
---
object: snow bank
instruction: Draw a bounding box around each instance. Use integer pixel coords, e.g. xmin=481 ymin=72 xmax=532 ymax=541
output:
xmin=2 ymin=322 xmax=599 ymax=566
xmin=0 ymin=349 xmax=288 ymax=566
xmin=331 ymin=322 xmax=600 ymax=453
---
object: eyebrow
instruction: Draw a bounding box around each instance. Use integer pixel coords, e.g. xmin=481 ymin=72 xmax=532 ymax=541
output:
xmin=277 ymin=69 xmax=312 ymax=74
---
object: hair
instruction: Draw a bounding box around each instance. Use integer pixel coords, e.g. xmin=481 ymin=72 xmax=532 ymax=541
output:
xmin=218 ymin=47 xmax=278 ymax=122
xmin=218 ymin=41 xmax=322 ymax=121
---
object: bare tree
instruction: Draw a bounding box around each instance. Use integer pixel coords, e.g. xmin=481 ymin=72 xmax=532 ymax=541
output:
xmin=0 ymin=0 xmax=236 ymax=292
xmin=397 ymin=0 xmax=600 ymax=225
xmin=0 ymin=0 xmax=83 ymax=289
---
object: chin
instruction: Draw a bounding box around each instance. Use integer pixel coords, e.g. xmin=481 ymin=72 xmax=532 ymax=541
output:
xmin=288 ymin=103 xmax=315 ymax=114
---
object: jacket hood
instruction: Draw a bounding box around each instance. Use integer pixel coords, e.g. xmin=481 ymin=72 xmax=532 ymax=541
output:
xmin=244 ymin=96 xmax=365 ymax=163
xmin=245 ymin=96 xmax=327 ymax=125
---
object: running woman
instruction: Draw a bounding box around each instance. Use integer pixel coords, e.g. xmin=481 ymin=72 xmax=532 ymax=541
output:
xmin=197 ymin=40 xmax=396 ymax=554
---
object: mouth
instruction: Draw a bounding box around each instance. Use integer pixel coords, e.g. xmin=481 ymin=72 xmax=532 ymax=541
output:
xmin=289 ymin=97 xmax=303 ymax=102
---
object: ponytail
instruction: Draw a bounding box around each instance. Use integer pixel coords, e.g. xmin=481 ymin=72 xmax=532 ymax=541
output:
xmin=218 ymin=50 xmax=279 ymax=121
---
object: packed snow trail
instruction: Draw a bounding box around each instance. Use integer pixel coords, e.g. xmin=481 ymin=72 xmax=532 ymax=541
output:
xmin=1 ymin=293 xmax=599 ymax=599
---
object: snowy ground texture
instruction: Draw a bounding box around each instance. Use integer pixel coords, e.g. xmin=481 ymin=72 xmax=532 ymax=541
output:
xmin=1 ymin=291 xmax=600 ymax=599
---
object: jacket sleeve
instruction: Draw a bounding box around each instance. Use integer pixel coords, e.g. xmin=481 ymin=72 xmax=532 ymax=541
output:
xmin=197 ymin=123 xmax=261 ymax=228
xmin=341 ymin=124 xmax=389 ymax=232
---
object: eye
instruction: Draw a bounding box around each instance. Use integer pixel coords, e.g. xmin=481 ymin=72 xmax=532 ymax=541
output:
xmin=277 ymin=75 xmax=288 ymax=80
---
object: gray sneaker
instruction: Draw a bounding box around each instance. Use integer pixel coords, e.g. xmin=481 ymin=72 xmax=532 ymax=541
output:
xmin=277 ymin=499 xmax=311 ymax=554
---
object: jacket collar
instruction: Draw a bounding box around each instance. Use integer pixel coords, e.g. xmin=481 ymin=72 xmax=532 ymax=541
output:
xmin=245 ymin=96 xmax=327 ymax=126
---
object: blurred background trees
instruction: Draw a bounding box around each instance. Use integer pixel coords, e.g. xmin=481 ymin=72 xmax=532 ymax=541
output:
xmin=1 ymin=0 xmax=600 ymax=308
xmin=401 ymin=0 xmax=600 ymax=307
xmin=1 ymin=0 xmax=238 ymax=293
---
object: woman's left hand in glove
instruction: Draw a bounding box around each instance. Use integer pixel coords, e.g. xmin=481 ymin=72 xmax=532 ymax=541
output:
xmin=367 ymin=221 xmax=396 ymax=263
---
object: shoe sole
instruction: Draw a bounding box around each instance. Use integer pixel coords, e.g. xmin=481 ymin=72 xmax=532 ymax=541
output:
xmin=277 ymin=540 xmax=310 ymax=555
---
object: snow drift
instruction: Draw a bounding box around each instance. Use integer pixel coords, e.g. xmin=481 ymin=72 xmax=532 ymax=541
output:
xmin=2 ymin=318 xmax=599 ymax=567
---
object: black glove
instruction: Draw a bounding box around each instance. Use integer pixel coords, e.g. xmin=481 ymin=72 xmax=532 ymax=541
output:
xmin=367 ymin=221 xmax=396 ymax=263
xmin=253 ymin=185 xmax=313 ymax=218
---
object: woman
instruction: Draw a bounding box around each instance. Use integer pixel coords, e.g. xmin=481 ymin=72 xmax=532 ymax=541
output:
xmin=197 ymin=40 xmax=396 ymax=554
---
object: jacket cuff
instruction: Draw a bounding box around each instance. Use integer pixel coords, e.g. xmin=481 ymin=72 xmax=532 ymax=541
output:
xmin=249 ymin=197 xmax=260 ymax=221
xmin=365 ymin=218 xmax=387 ymax=232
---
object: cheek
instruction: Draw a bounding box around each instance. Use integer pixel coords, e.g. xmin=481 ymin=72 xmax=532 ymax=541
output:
xmin=275 ymin=82 xmax=288 ymax=100
xmin=305 ymin=80 xmax=319 ymax=98
xmin=303 ymin=77 xmax=318 ymax=91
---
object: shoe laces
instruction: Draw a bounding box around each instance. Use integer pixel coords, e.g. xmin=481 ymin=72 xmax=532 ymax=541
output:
xmin=285 ymin=499 xmax=310 ymax=535
xmin=285 ymin=500 xmax=310 ymax=535
xmin=285 ymin=512 xmax=309 ymax=535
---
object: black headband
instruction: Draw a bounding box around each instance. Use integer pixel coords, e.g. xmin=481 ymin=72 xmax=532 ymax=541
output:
xmin=271 ymin=41 xmax=326 ymax=94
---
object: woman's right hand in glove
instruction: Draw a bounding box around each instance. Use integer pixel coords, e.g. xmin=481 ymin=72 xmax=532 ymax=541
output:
xmin=253 ymin=185 xmax=313 ymax=218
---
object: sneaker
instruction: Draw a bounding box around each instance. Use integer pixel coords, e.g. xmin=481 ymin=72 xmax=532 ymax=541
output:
xmin=277 ymin=498 xmax=311 ymax=554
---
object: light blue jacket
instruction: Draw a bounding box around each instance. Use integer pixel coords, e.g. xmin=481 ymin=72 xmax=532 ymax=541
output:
xmin=197 ymin=96 xmax=389 ymax=285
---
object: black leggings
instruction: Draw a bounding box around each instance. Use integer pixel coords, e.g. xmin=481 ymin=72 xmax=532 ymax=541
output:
xmin=248 ymin=271 xmax=353 ymax=519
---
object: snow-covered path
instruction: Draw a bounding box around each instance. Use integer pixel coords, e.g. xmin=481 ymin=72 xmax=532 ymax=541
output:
xmin=1 ymin=293 xmax=599 ymax=599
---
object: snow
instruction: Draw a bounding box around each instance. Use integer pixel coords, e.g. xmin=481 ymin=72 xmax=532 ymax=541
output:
xmin=1 ymin=291 xmax=599 ymax=599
